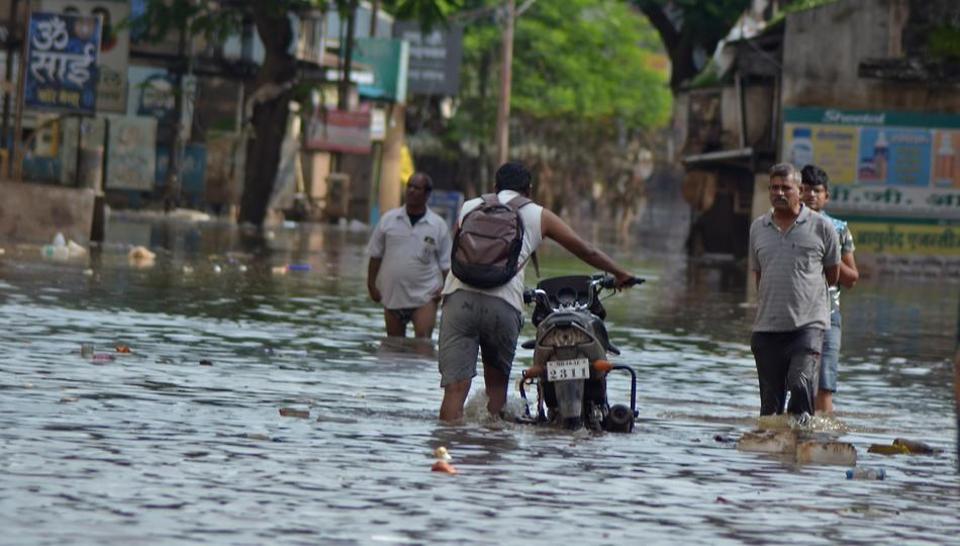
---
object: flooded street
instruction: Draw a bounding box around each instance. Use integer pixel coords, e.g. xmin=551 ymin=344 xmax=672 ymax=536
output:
xmin=1 ymin=216 xmax=957 ymax=545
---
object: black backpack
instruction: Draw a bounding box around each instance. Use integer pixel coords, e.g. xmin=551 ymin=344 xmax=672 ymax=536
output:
xmin=451 ymin=193 xmax=534 ymax=289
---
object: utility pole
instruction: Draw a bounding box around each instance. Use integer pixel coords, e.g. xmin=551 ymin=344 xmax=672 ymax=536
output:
xmin=494 ymin=0 xmax=514 ymax=167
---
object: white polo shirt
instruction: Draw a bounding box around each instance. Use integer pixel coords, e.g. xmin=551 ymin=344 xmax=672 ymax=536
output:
xmin=367 ymin=206 xmax=452 ymax=310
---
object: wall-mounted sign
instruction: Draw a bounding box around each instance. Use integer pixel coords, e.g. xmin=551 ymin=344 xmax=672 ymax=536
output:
xmin=42 ymin=0 xmax=130 ymax=113
xmin=105 ymin=114 xmax=156 ymax=191
xmin=393 ymin=22 xmax=463 ymax=97
xmin=783 ymin=107 xmax=960 ymax=220
xmin=25 ymin=11 xmax=101 ymax=114
xmin=354 ymin=37 xmax=408 ymax=103
xmin=305 ymin=108 xmax=371 ymax=154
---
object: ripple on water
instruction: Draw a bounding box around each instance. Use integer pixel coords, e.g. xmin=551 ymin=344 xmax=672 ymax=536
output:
xmin=0 ymin=227 xmax=957 ymax=545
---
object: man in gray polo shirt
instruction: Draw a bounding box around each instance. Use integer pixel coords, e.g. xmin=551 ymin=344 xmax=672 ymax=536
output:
xmin=749 ymin=163 xmax=840 ymax=418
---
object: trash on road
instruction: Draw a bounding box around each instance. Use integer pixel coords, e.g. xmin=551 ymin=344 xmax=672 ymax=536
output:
xmin=279 ymin=408 xmax=310 ymax=419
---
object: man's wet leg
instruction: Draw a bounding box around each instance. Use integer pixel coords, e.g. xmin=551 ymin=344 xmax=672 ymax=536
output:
xmin=411 ymin=301 xmax=438 ymax=338
xmin=384 ymin=309 xmax=407 ymax=337
xmin=440 ymin=378 xmax=472 ymax=423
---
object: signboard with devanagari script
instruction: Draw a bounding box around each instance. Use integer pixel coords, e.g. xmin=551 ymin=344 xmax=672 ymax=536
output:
xmin=25 ymin=11 xmax=101 ymax=114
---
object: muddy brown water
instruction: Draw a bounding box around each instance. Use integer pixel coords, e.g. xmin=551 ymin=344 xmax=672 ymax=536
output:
xmin=0 ymin=217 xmax=957 ymax=545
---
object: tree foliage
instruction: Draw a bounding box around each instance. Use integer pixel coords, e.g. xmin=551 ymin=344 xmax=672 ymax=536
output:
xmin=632 ymin=0 xmax=751 ymax=91
xmin=427 ymin=0 xmax=670 ymax=219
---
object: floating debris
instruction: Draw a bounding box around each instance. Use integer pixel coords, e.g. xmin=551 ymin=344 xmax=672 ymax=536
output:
xmin=66 ymin=240 xmax=86 ymax=258
xmin=91 ymin=353 xmax=115 ymax=363
xmin=893 ymin=438 xmax=939 ymax=455
xmin=433 ymin=446 xmax=452 ymax=461
xmin=846 ymin=467 xmax=886 ymax=480
xmin=869 ymin=438 xmax=940 ymax=455
xmin=431 ymin=460 xmax=458 ymax=474
xmin=867 ymin=443 xmax=911 ymax=455
xmin=128 ymin=246 xmax=156 ymax=268
xmin=796 ymin=441 xmax=857 ymax=466
xmin=199 ymin=359 xmax=213 ymax=366
xmin=115 ymin=344 xmax=132 ymax=354
xmin=278 ymin=408 xmax=310 ymax=419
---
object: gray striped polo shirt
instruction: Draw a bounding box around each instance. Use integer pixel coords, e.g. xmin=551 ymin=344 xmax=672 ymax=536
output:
xmin=750 ymin=205 xmax=840 ymax=332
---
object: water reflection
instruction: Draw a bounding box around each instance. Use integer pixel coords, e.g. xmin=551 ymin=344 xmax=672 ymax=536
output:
xmin=0 ymin=217 xmax=957 ymax=545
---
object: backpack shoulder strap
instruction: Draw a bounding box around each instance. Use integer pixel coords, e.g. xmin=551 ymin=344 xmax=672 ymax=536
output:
xmin=505 ymin=195 xmax=532 ymax=211
xmin=506 ymin=195 xmax=540 ymax=278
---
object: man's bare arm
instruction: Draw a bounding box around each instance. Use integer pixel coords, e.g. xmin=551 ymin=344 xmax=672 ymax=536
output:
xmin=838 ymin=252 xmax=858 ymax=289
xmin=540 ymin=208 xmax=632 ymax=285
xmin=367 ymin=258 xmax=382 ymax=302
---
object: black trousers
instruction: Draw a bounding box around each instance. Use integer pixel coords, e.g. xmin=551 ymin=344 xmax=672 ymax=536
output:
xmin=750 ymin=328 xmax=824 ymax=416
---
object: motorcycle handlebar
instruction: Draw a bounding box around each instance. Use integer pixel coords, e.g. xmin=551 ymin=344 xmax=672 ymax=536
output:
xmin=522 ymin=275 xmax=644 ymax=305
xmin=597 ymin=275 xmax=645 ymax=290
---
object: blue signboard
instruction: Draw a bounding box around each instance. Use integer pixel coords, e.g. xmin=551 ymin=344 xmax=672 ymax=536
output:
xmin=156 ymin=144 xmax=207 ymax=195
xmin=25 ymin=11 xmax=101 ymax=114
xmin=428 ymin=190 xmax=464 ymax=231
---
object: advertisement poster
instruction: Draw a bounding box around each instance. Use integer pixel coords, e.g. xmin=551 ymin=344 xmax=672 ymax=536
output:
xmin=851 ymin=220 xmax=960 ymax=278
xmin=42 ymin=0 xmax=130 ymax=113
xmin=932 ymin=130 xmax=960 ymax=188
xmin=25 ymin=12 xmax=101 ymax=114
xmin=782 ymin=108 xmax=960 ymax=220
xmin=105 ymin=115 xmax=156 ymax=191
xmin=305 ymin=108 xmax=372 ymax=154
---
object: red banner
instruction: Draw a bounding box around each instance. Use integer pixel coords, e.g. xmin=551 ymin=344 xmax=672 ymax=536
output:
xmin=305 ymin=108 xmax=372 ymax=154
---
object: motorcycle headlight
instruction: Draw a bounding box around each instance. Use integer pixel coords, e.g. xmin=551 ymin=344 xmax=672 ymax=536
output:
xmin=540 ymin=326 xmax=592 ymax=347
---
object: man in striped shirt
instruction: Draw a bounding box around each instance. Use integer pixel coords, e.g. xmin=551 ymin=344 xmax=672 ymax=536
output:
xmin=749 ymin=163 xmax=840 ymax=417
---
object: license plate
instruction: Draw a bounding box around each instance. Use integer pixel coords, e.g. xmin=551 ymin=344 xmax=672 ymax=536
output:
xmin=546 ymin=358 xmax=590 ymax=382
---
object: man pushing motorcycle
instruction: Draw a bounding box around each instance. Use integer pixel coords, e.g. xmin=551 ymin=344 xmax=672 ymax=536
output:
xmin=437 ymin=161 xmax=638 ymax=423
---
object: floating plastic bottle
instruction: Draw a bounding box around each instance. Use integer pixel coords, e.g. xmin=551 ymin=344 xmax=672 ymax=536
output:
xmin=846 ymin=467 xmax=886 ymax=480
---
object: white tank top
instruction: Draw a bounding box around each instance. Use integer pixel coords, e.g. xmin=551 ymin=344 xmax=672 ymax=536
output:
xmin=442 ymin=190 xmax=544 ymax=312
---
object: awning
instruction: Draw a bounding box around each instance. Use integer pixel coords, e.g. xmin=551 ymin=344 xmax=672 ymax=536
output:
xmin=682 ymin=147 xmax=754 ymax=165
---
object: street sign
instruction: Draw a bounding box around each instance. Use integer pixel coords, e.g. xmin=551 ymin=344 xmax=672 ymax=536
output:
xmin=393 ymin=22 xmax=463 ymax=97
xmin=24 ymin=11 xmax=101 ymax=114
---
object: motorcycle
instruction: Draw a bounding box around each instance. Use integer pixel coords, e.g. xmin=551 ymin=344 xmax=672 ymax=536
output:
xmin=516 ymin=274 xmax=644 ymax=432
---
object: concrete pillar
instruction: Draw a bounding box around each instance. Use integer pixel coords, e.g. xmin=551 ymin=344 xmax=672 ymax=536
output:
xmin=747 ymin=171 xmax=770 ymax=298
xmin=378 ymin=104 xmax=405 ymax=215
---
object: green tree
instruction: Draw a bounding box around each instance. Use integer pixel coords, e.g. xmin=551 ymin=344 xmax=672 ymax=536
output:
xmin=436 ymin=0 xmax=670 ymax=216
xmin=631 ymin=0 xmax=751 ymax=92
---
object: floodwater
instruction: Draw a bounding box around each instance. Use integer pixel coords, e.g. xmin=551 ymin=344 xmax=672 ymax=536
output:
xmin=1 ymin=216 xmax=957 ymax=546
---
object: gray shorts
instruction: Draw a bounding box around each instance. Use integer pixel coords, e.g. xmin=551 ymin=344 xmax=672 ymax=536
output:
xmin=438 ymin=290 xmax=523 ymax=387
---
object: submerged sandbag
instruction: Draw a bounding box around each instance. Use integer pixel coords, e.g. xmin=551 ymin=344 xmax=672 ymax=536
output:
xmin=737 ymin=430 xmax=797 ymax=454
xmin=796 ymin=441 xmax=857 ymax=466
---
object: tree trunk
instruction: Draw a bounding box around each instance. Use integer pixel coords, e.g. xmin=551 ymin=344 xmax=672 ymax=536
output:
xmin=238 ymin=1 xmax=298 ymax=227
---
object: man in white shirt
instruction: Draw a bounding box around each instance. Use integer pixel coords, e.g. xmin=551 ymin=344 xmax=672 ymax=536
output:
xmin=438 ymin=162 xmax=637 ymax=422
xmin=367 ymin=173 xmax=452 ymax=338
